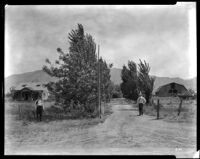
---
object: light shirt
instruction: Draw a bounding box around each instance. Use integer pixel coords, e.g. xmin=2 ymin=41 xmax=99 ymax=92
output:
xmin=137 ymin=96 xmax=146 ymax=105
xmin=35 ymin=99 xmax=44 ymax=110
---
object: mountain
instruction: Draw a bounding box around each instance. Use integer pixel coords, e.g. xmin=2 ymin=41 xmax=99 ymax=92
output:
xmin=110 ymin=68 xmax=122 ymax=85
xmin=110 ymin=68 xmax=196 ymax=92
xmin=5 ymin=68 xmax=196 ymax=93
xmin=5 ymin=70 xmax=57 ymax=93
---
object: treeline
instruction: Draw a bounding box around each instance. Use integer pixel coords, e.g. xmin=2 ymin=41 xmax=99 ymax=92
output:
xmin=120 ymin=60 xmax=155 ymax=104
xmin=43 ymin=24 xmax=113 ymax=116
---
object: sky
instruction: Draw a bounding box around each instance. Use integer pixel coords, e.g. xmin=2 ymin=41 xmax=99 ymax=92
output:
xmin=5 ymin=3 xmax=196 ymax=79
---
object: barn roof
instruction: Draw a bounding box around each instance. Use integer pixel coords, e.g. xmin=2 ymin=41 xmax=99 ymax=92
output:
xmin=14 ymin=82 xmax=48 ymax=92
xmin=155 ymin=82 xmax=187 ymax=93
xmin=178 ymin=91 xmax=193 ymax=97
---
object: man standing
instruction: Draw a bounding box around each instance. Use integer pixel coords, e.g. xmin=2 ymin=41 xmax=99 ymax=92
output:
xmin=137 ymin=92 xmax=146 ymax=116
xmin=35 ymin=96 xmax=44 ymax=121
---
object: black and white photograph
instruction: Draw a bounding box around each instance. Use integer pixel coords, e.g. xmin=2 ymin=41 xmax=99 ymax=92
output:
xmin=5 ymin=3 xmax=197 ymax=157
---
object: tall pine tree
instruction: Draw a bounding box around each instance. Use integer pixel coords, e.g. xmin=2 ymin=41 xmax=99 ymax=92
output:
xmin=138 ymin=59 xmax=155 ymax=104
xmin=43 ymin=24 xmax=112 ymax=114
xmin=120 ymin=61 xmax=138 ymax=100
xmin=120 ymin=60 xmax=154 ymax=103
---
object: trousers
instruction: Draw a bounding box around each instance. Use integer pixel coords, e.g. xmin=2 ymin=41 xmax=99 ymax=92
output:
xmin=139 ymin=103 xmax=143 ymax=115
xmin=36 ymin=106 xmax=43 ymax=121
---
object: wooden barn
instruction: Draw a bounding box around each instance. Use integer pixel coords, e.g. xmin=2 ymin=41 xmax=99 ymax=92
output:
xmin=12 ymin=82 xmax=49 ymax=101
xmin=155 ymin=82 xmax=189 ymax=97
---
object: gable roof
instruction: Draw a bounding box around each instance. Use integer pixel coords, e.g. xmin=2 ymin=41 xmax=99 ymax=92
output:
xmin=14 ymin=82 xmax=48 ymax=92
xmin=178 ymin=91 xmax=193 ymax=97
xmin=155 ymin=82 xmax=187 ymax=93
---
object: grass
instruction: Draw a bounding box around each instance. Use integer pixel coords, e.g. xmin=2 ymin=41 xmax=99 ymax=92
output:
xmin=5 ymin=98 xmax=113 ymax=121
xmin=143 ymin=97 xmax=196 ymax=123
xmin=5 ymin=99 xmax=113 ymax=150
xmin=5 ymin=100 xmax=56 ymax=121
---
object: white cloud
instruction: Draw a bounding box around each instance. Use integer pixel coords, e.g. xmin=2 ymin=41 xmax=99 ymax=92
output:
xmin=188 ymin=5 xmax=197 ymax=79
xmin=5 ymin=3 xmax=196 ymax=79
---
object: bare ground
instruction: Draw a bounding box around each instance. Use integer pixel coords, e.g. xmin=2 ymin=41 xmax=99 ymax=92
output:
xmin=5 ymin=98 xmax=196 ymax=157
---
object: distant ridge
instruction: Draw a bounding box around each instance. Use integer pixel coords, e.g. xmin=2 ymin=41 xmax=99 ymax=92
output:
xmin=5 ymin=70 xmax=57 ymax=93
xmin=5 ymin=68 xmax=196 ymax=93
xmin=110 ymin=68 xmax=122 ymax=85
xmin=110 ymin=68 xmax=196 ymax=92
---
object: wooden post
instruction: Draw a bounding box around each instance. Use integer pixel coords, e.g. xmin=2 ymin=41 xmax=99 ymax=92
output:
xmin=100 ymin=55 xmax=102 ymax=119
xmin=178 ymin=98 xmax=183 ymax=116
xmin=18 ymin=104 xmax=21 ymax=119
xmin=157 ymin=99 xmax=160 ymax=119
xmin=97 ymin=44 xmax=101 ymax=119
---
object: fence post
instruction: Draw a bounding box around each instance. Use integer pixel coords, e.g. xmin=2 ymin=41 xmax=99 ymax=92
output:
xmin=18 ymin=104 xmax=21 ymax=119
xmin=178 ymin=98 xmax=183 ymax=116
xmin=157 ymin=99 xmax=159 ymax=119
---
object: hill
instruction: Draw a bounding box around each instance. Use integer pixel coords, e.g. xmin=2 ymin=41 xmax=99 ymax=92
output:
xmin=5 ymin=68 xmax=196 ymax=93
xmin=110 ymin=68 xmax=122 ymax=85
xmin=110 ymin=68 xmax=196 ymax=91
xmin=5 ymin=70 xmax=57 ymax=93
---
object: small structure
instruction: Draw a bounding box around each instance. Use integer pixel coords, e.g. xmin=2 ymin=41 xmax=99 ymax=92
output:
xmin=153 ymin=82 xmax=194 ymax=118
xmin=12 ymin=82 xmax=49 ymax=101
xmin=155 ymin=82 xmax=188 ymax=97
xmin=177 ymin=91 xmax=194 ymax=100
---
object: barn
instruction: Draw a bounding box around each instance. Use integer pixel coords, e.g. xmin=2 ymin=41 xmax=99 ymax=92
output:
xmin=12 ymin=82 xmax=49 ymax=101
xmin=155 ymin=82 xmax=189 ymax=97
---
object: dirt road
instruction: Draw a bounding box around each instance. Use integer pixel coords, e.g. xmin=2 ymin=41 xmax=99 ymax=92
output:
xmin=6 ymin=99 xmax=196 ymax=157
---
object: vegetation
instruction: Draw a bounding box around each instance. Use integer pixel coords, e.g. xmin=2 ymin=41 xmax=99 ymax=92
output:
xmin=120 ymin=61 xmax=138 ymax=100
xmin=120 ymin=59 xmax=155 ymax=103
xmin=143 ymin=97 xmax=196 ymax=123
xmin=5 ymin=100 xmax=112 ymax=122
xmin=111 ymin=83 xmax=123 ymax=98
xmin=43 ymin=24 xmax=112 ymax=117
xmin=138 ymin=59 xmax=155 ymax=104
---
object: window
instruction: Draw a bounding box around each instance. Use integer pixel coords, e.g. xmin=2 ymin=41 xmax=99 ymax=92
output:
xmin=36 ymin=84 xmax=40 ymax=87
xmin=168 ymin=89 xmax=172 ymax=93
xmin=168 ymin=89 xmax=177 ymax=94
xmin=171 ymin=83 xmax=175 ymax=89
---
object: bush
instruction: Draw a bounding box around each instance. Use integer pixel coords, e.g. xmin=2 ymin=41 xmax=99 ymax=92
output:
xmin=43 ymin=24 xmax=112 ymax=118
xmin=112 ymin=92 xmax=122 ymax=98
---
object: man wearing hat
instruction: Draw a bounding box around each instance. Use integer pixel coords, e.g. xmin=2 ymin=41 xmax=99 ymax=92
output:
xmin=137 ymin=92 xmax=146 ymax=116
xmin=35 ymin=96 xmax=44 ymax=121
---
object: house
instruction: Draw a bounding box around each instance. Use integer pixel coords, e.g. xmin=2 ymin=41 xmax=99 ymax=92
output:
xmin=12 ymin=82 xmax=49 ymax=101
xmin=155 ymin=82 xmax=189 ymax=97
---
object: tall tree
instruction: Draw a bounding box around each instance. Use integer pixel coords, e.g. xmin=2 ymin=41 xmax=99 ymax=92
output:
xmin=120 ymin=61 xmax=138 ymax=100
xmin=138 ymin=59 xmax=155 ymax=104
xmin=43 ymin=24 xmax=112 ymax=114
xmin=120 ymin=59 xmax=154 ymax=103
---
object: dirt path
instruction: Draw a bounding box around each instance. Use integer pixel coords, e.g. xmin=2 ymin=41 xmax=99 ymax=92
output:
xmin=6 ymin=99 xmax=196 ymax=157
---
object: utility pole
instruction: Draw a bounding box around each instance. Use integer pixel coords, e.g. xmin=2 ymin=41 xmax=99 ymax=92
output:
xmin=157 ymin=99 xmax=160 ymax=119
xmin=97 ymin=44 xmax=101 ymax=119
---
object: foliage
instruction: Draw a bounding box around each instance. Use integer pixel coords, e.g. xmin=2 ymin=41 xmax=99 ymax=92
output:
xmin=111 ymin=83 xmax=123 ymax=98
xmin=120 ymin=61 xmax=139 ymax=100
xmin=188 ymin=88 xmax=195 ymax=95
xmin=43 ymin=24 xmax=112 ymax=116
xmin=138 ymin=59 xmax=155 ymax=104
xmin=120 ymin=59 xmax=155 ymax=103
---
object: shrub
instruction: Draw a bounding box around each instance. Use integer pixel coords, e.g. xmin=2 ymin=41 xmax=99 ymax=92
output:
xmin=112 ymin=91 xmax=122 ymax=98
xmin=43 ymin=24 xmax=112 ymax=117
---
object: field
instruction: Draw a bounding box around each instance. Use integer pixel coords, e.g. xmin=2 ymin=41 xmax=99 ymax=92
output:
xmin=5 ymin=99 xmax=112 ymax=153
xmin=145 ymin=97 xmax=196 ymax=124
xmin=5 ymin=98 xmax=196 ymax=157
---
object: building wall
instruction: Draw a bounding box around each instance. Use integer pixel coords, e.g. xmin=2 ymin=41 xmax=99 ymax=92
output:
xmin=13 ymin=90 xmax=43 ymax=101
